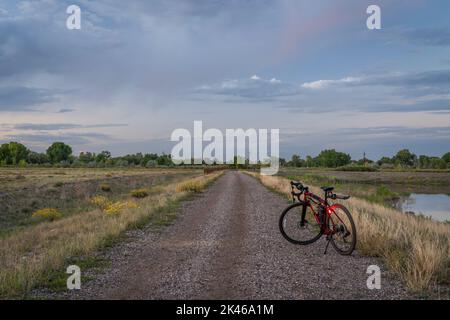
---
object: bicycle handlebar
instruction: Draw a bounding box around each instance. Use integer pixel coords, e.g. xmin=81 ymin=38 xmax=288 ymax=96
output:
xmin=290 ymin=181 xmax=350 ymax=201
xmin=290 ymin=180 xmax=306 ymax=191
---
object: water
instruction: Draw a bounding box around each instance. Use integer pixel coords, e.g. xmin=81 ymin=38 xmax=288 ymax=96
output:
xmin=398 ymin=193 xmax=450 ymax=222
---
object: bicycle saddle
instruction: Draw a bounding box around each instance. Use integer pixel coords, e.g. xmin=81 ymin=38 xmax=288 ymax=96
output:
xmin=321 ymin=186 xmax=334 ymax=192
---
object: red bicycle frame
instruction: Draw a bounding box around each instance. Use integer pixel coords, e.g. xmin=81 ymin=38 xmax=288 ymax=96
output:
xmin=301 ymin=191 xmax=344 ymax=236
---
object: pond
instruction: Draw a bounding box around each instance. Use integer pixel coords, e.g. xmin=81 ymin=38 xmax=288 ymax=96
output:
xmin=396 ymin=193 xmax=450 ymax=222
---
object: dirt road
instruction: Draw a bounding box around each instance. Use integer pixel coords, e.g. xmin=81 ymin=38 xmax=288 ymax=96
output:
xmin=67 ymin=171 xmax=409 ymax=299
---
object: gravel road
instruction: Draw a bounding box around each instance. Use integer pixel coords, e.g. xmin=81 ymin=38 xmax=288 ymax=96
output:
xmin=65 ymin=171 xmax=409 ymax=300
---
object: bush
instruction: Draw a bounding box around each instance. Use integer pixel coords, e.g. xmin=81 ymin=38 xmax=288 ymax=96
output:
xmin=90 ymin=195 xmax=110 ymax=209
xmin=104 ymin=201 xmax=139 ymax=215
xmin=381 ymin=163 xmax=395 ymax=169
xmin=146 ymin=160 xmax=157 ymax=168
xmin=32 ymin=208 xmax=62 ymax=221
xmin=100 ymin=184 xmax=111 ymax=192
xmin=131 ymin=188 xmax=149 ymax=198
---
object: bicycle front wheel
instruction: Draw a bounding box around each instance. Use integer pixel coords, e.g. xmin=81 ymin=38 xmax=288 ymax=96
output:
xmin=329 ymin=204 xmax=357 ymax=255
xmin=279 ymin=202 xmax=323 ymax=245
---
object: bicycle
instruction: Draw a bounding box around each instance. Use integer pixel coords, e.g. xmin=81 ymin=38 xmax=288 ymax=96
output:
xmin=279 ymin=181 xmax=357 ymax=255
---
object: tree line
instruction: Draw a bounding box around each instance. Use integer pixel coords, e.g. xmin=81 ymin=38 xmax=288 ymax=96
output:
xmin=0 ymin=141 xmax=172 ymax=167
xmin=283 ymin=149 xmax=450 ymax=169
xmin=1 ymin=141 xmax=449 ymax=169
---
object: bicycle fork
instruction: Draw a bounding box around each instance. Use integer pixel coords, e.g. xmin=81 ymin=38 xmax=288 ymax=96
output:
xmin=300 ymin=202 xmax=308 ymax=227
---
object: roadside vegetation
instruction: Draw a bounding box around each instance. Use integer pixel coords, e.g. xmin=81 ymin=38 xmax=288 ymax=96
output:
xmin=0 ymin=170 xmax=223 ymax=298
xmin=0 ymin=168 xmax=200 ymax=236
xmin=247 ymin=172 xmax=450 ymax=296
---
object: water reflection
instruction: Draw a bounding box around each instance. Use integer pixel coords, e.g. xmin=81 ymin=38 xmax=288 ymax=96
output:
xmin=396 ymin=194 xmax=450 ymax=222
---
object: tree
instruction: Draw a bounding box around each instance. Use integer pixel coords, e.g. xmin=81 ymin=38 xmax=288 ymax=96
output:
xmin=46 ymin=142 xmax=73 ymax=164
xmin=27 ymin=151 xmax=49 ymax=164
xmin=442 ymin=152 xmax=450 ymax=164
xmin=0 ymin=142 xmax=29 ymax=165
xmin=393 ymin=149 xmax=416 ymax=167
xmin=290 ymin=154 xmax=303 ymax=167
xmin=377 ymin=156 xmax=392 ymax=166
xmin=314 ymin=149 xmax=351 ymax=168
xmin=78 ymin=152 xmax=96 ymax=163
xmin=429 ymin=157 xmax=447 ymax=169
xmin=157 ymin=153 xmax=172 ymax=166
xmin=142 ymin=153 xmax=158 ymax=166
xmin=418 ymin=155 xmax=430 ymax=169
xmin=95 ymin=150 xmax=111 ymax=163
xmin=305 ymin=155 xmax=315 ymax=168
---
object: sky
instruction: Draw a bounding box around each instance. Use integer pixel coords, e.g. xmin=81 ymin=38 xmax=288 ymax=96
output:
xmin=1 ymin=0 xmax=450 ymax=160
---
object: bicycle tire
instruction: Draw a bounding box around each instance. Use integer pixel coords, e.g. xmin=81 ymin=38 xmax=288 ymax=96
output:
xmin=279 ymin=201 xmax=323 ymax=245
xmin=330 ymin=204 xmax=357 ymax=255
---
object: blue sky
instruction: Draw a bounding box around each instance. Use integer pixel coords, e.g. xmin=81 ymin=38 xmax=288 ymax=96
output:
xmin=1 ymin=0 xmax=450 ymax=160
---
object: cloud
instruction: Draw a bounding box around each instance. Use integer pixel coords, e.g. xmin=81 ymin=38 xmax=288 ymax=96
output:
xmin=301 ymin=70 xmax=450 ymax=91
xmin=57 ymin=108 xmax=76 ymax=113
xmin=192 ymin=75 xmax=301 ymax=100
xmin=335 ymin=126 xmax=450 ymax=139
xmin=0 ymin=86 xmax=55 ymax=111
xmin=301 ymin=77 xmax=361 ymax=89
xmin=2 ymin=123 xmax=128 ymax=131
xmin=2 ymin=132 xmax=118 ymax=147
xmin=398 ymin=27 xmax=450 ymax=47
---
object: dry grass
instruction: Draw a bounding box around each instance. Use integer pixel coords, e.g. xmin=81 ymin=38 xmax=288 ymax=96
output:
xmin=246 ymin=172 xmax=450 ymax=294
xmin=176 ymin=178 xmax=209 ymax=193
xmin=0 ymin=172 xmax=222 ymax=298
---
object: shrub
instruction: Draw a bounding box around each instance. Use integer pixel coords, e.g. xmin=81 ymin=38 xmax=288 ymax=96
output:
xmin=176 ymin=180 xmax=204 ymax=193
xmin=376 ymin=185 xmax=395 ymax=198
xmin=32 ymin=208 xmax=62 ymax=221
xmin=100 ymin=184 xmax=111 ymax=192
xmin=104 ymin=201 xmax=139 ymax=215
xmin=90 ymin=195 xmax=110 ymax=209
xmin=131 ymin=188 xmax=149 ymax=198
xmin=54 ymin=181 xmax=64 ymax=187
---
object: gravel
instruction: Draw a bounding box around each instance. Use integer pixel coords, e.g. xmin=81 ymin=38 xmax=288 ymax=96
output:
xmin=58 ymin=171 xmax=410 ymax=300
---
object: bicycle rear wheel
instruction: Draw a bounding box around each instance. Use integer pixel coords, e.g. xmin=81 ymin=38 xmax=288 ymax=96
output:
xmin=279 ymin=202 xmax=323 ymax=245
xmin=329 ymin=204 xmax=356 ymax=255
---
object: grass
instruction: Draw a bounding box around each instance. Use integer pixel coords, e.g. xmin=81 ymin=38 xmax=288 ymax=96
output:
xmin=0 ymin=171 xmax=223 ymax=298
xmin=246 ymin=171 xmax=450 ymax=295
xmin=176 ymin=179 xmax=209 ymax=193
xmin=0 ymin=168 xmax=202 ymax=236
